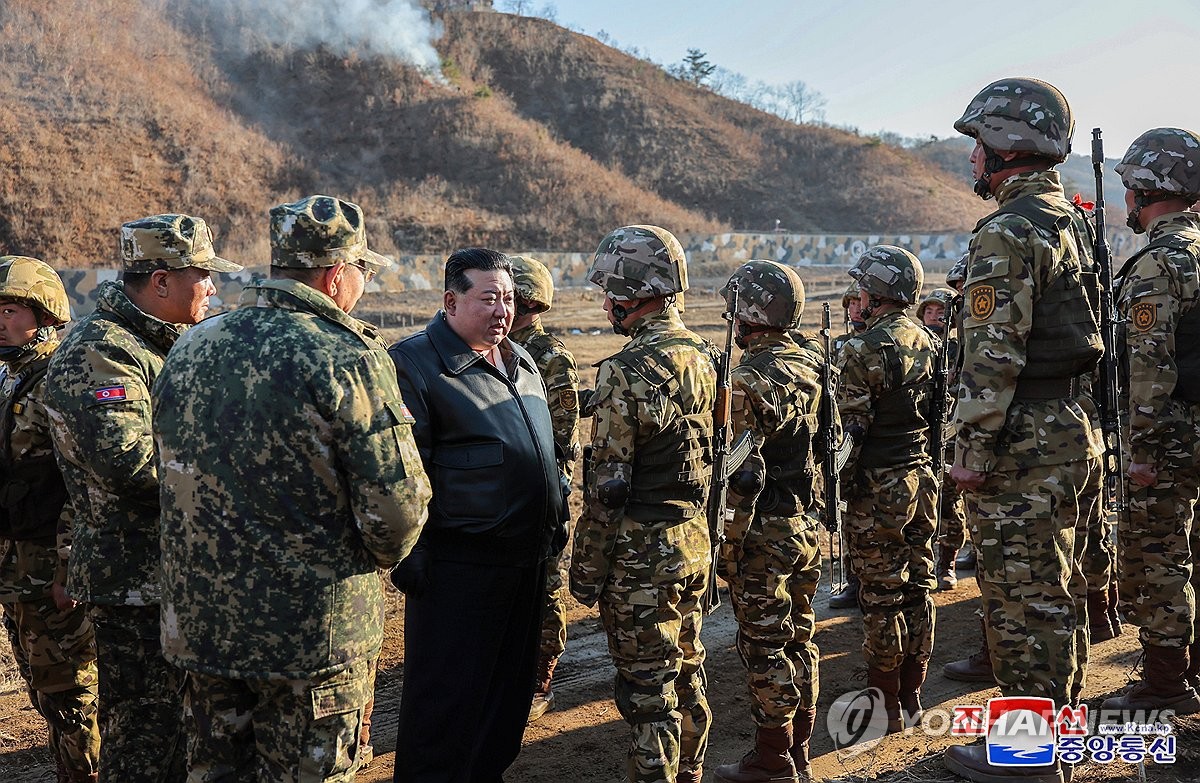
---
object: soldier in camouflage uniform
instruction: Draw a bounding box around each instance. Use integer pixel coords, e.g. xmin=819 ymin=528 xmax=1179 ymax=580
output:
xmin=0 ymin=257 xmax=100 ymax=782
xmin=153 ymin=195 xmax=432 ymax=780
xmin=828 ymin=280 xmax=867 ymax=611
xmin=509 ymin=254 xmax=581 ymax=723
xmin=917 ymin=287 xmax=966 ymax=591
xmin=45 ymin=214 xmax=242 ymax=783
xmin=712 ymin=261 xmax=823 ymax=783
xmin=1100 ymin=128 xmax=1200 ymax=715
xmin=837 ymin=246 xmax=938 ymax=735
xmin=944 ymin=79 xmax=1104 ymax=783
xmin=570 ymin=225 xmax=715 ymax=783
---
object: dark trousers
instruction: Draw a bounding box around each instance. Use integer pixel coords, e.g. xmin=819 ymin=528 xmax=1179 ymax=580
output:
xmin=394 ymin=558 xmax=546 ymax=783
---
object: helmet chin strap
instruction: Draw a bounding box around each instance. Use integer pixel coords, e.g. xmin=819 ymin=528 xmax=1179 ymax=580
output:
xmin=610 ymin=300 xmax=635 ymax=336
xmin=734 ymin=321 xmax=755 ymax=350
xmin=861 ymin=294 xmax=884 ymax=320
xmin=974 ymin=144 xmax=1042 ymax=200
xmin=1126 ymin=191 xmax=1179 ymax=234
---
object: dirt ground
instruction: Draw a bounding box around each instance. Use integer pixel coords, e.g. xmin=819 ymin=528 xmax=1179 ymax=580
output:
xmin=3 ymin=272 xmax=1197 ymax=782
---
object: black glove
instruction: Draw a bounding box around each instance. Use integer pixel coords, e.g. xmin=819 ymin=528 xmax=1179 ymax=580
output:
xmin=390 ymin=544 xmax=431 ymax=597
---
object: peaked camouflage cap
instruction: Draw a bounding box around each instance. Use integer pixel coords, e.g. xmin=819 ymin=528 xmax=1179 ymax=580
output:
xmin=120 ymin=214 xmax=242 ymax=273
xmin=1116 ymin=127 xmax=1200 ymax=197
xmin=848 ymin=245 xmax=924 ymax=306
xmin=270 ymin=195 xmax=391 ymax=270
xmin=946 ymin=253 xmax=969 ymax=287
xmin=720 ymin=260 xmax=804 ymax=329
xmin=509 ymin=254 xmax=555 ymax=312
xmin=841 ymin=280 xmax=861 ymax=309
xmin=954 ymin=77 xmax=1074 ymax=161
xmin=588 ymin=225 xmax=688 ymax=301
xmin=0 ymin=256 xmax=70 ymax=325
xmin=916 ymin=286 xmax=958 ymax=321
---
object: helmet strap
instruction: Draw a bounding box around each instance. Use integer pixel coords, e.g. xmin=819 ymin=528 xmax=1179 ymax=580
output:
xmin=974 ymin=145 xmax=1048 ymax=200
xmin=1127 ymin=191 xmax=1186 ymax=234
xmin=861 ymin=294 xmax=884 ymax=320
xmin=610 ymin=300 xmax=635 ymax=336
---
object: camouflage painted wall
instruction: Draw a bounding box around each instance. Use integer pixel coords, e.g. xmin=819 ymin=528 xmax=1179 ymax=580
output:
xmin=57 ymin=227 xmax=1137 ymax=316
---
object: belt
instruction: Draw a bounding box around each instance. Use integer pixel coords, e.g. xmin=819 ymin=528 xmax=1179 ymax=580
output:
xmin=1013 ymin=376 xmax=1082 ymax=401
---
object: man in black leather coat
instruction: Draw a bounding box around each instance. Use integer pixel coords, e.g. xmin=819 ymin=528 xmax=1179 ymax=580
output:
xmin=388 ymin=248 xmax=563 ymax=783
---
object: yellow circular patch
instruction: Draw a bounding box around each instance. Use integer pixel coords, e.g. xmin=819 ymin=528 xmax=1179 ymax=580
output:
xmin=969 ymin=284 xmax=996 ymax=321
xmin=1131 ymin=301 xmax=1157 ymax=333
xmin=559 ymin=389 xmax=579 ymax=411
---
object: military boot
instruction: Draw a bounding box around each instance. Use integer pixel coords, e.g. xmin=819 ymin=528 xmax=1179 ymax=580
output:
xmin=1101 ymin=645 xmax=1200 ymax=715
xmin=528 ymin=652 xmax=559 ymax=723
xmin=866 ymin=666 xmax=904 ymax=734
xmin=898 ymin=655 xmax=927 ymax=728
xmin=955 ymin=542 xmax=977 ymax=571
xmin=714 ymin=725 xmax=798 ymax=783
xmin=943 ymin=616 xmax=995 ymax=683
xmin=359 ymin=695 xmax=375 ymax=765
xmin=828 ymin=571 xmax=860 ymax=610
xmin=677 ymin=767 xmax=703 ymax=783
xmin=1087 ymin=589 xmax=1116 ymax=642
xmin=789 ymin=707 xmax=816 ymax=780
xmin=944 ymin=743 xmax=1064 ymax=783
xmin=937 ymin=547 xmax=958 ymax=591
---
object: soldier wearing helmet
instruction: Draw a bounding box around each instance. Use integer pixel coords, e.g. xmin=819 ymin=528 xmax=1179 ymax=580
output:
xmin=1100 ymin=128 xmax=1200 ymax=717
xmin=571 ymin=225 xmax=715 ymax=783
xmin=710 ymin=261 xmax=826 ymax=782
xmin=0 ymin=256 xmax=101 ymax=780
xmin=508 ymin=254 xmax=581 ymax=724
xmin=944 ymin=79 xmax=1105 ymax=783
xmin=837 ymin=245 xmax=938 ymax=736
xmin=45 ymin=213 xmax=243 ymax=781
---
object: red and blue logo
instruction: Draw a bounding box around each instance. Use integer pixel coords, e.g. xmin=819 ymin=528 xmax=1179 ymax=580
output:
xmin=985 ymin=697 xmax=1057 ymax=766
xmin=93 ymin=385 xmax=127 ymax=403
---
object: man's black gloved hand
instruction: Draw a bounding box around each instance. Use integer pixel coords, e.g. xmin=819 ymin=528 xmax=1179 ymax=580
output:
xmin=390 ymin=544 xmax=431 ymax=597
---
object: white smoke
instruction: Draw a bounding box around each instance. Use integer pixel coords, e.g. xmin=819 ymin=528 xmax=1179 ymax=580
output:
xmin=178 ymin=0 xmax=444 ymax=75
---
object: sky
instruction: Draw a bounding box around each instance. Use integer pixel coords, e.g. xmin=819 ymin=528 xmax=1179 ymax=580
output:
xmin=539 ymin=0 xmax=1200 ymax=159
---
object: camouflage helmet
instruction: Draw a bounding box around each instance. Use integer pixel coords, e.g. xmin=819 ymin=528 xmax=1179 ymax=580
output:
xmin=954 ymin=78 xmax=1074 ymax=161
xmin=270 ymin=195 xmax=391 ymax=271
xmin=120 ymin=214 xmax=242 ymax=273
xmin=509 ymin=255 xmax=555 ymax=313
xmin=841 ymin=280 xmax=861 ymax=309
xmin=946 ymin=253 xmax=969 ymax=288
xmin=588 ymin=225 xmax=688 ymax=302
xmin=848 ymin=245 xmax=924 ymax=306
xmin=916 ymin=287 xmax=958 ymax=322
xmin=1116 ymin=127 xmax=1200 ymax=198
xmin=720 ymin=260 xmax=805 ymax=329
xmin=0 ymin=256 xmax=70 ymax=325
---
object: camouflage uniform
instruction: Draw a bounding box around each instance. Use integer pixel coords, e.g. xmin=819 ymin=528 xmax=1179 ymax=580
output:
xmin=838 ymin=247 xmax=938 ymax=731
xmin=571 ymin=226 xmax=714 ymax=783
xmin=45 ymin=216 xmax=241 ymax=782
xmin=0 ymin=257 xmax=100 ymax=781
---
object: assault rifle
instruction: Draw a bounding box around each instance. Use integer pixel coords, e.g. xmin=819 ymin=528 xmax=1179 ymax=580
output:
xmin=818 ymin=303 xmax=848 ymax=592
xmin=1091 ymin=128 xmax=1128 ymax=516
xmin=930 ymin=297 xmax=961 ymax=544
xmin=703 ymin=279 xmax=739 ymax=614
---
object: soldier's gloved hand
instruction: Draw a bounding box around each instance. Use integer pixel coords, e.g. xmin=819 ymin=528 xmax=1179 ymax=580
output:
xmin=390 ymin=544 xmax=431 ymax=597
xmin=718 ymin=539 xmax=741 ymax=582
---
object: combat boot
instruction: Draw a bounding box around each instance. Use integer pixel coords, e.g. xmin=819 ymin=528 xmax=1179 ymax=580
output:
xmin=955 ymin=542 xmax=977 ymax=571
xmin=866 ymin=666 xmax=904 ymax=734
xmin=528 ymin=652 xmax=559 ymax=723
xmin=943 ymin=617 xmax=994 ymax=684
xmin=677 ymin=767 xmax=703 ymax=783
xmin=789 ymin=707 xmax=816 ymax=780
xmin=937 ymin=547 xmax=958 ymax=591
xmin=1101 ymin=645 xmax=1200 ymax=715
xmin=714 ymin=725 xmax=798 ymax=783
xmin=898 ymin=655 xmax=927 ymax=728
xmin=944 ymin=743 xmax=1064 ymax=783
xmin=828 ymin=572 xmax=860 ymax=610
xmin=1087 ymin=589 xmax=1116 ymax=642
xmin=359 ymin=695 xmax=375 ymax=766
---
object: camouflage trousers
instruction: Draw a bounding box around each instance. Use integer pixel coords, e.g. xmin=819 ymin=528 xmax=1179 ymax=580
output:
xmin=845 ymin=464 xmax=938 ymax=671
xmin=726 ymin=518 xmax=821 ymax=728
xmin=539 ymin=545 xmax=569 ymax=661
xmin=937 ymin=474 xmax=968 ymax=554
xmin=1079 ymin=479 xmax=1115 ymax=597
xmin=89 ymin=603 xmax=187 ymax=783
xmin=1117 ymin=458 xmax=1199 ymax=649
xmin=1069 ymin=464 xmax=1103 ymax=702
xmin=2 ymin=595 xmax=100 ymax=775
xmin=182 ymin=658 xmax=372 ymax=782
xmin=964 ymin=457 xmax=1098 ymax=704
xmin=599 ymin=568 xmax=710 ymax=783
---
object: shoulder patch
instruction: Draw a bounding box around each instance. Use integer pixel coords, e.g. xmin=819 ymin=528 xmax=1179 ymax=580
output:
xmin=559 ymin=388 xmax=578 ymax=411
xmin=969 ymin=285 xmax=996 ymax=322
xmin=93 ymin=384 xmax=127 ymax=403
xmin=1131 ymin=301 xmax=1157 ymax=333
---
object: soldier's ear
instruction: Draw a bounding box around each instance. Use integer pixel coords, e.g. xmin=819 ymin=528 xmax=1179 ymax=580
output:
xmin=444 ymin=290 xmax=457 ymax=316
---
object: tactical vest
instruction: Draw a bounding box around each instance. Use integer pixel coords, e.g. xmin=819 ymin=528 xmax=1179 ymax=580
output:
xmin=856 ymin=328 xmax=935 ymax=469
xmin=0 ymin=357 xmax=69 ymax=541
xmin=743 ymin=344 xmax=817 ymax=516
xmin=990 ymin=195 xmax=1104 ymax=388
xmin=1116 ymin=231 xmax=1200 ymax=402
xmin=615 ymin=344 xmax=713 ymax=523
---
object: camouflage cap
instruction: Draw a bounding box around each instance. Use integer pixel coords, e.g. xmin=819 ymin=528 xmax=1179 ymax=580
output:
xmin=1116 ymin=127 xmax=1200 ymax=197
xmin=270 ymin=195 xmax=391 ymax=270
xmin=848 ymin=245 xmax=923 ymax=306
xmin=120 ymin=214 xmax=242 ymax=273
xmin=841 ymin=280 xmax=860 ymax=309
xmin=916 ymin=286 xmax=958 ymax=322
xmin=954 ymin=77 xmax=1074 ymax=161
xmin=720 ymin=260 xmax=804 ymax=329
xmin=946 ymin=253 xmax=969 ymax=288
xmin=588 ymin=225 xmax=688 ymax=302
xmin=0 ymin=256 xmax=70 ymax=325
xmin=509 ymin=254 xmax=555 ymax=312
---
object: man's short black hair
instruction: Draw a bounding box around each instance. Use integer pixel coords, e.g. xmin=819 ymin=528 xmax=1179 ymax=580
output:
xmin=445 ymin=248 xmax=511 ymax=294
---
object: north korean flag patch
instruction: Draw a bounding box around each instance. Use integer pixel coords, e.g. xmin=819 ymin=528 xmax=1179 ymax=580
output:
xmin=93 ymin=385 xmax=127 ymax=403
